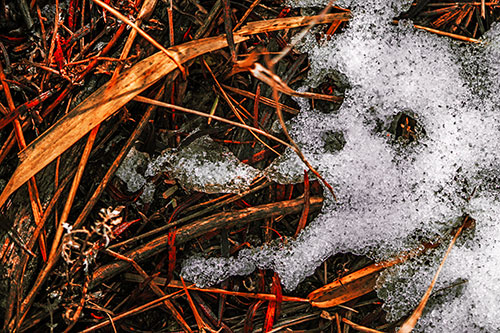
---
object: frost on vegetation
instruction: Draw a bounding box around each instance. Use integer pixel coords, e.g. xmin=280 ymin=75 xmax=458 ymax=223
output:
xmin=181 ymin=0 xmax=500 ymax=330
xmin=147 ymin=135 xmax=261 ymax=194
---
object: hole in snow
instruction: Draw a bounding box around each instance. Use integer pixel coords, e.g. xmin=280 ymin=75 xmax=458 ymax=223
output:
xmin=388 ymin=111 xmax=426 ymax=145
xmin=311 ymin=71 xmax=349 ymax=114
xmin=322 ymin=130 xmax=346 ymax=153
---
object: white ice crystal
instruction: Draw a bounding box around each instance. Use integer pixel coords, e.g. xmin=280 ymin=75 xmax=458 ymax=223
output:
xmin=181 ymin=1 xmax=500 ymax=331
xmin=147 ymin=135 xmax=262 ymax=194
xmin=115 ymin=146 xmax=155 ymax=203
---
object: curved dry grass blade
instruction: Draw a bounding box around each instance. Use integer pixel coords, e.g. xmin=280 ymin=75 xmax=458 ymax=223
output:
xmin=308 ymin=263 xmax=384 ymax=309
xmin=0 ymin=34 xmax=248 ymax=207
xmin=308 ymin=245 xmax=430 ymax=308
xmin=235 ymin=12 xmax=351 ymax=36
xmin=231 ymin=54 xmax=338 ymax=196
xmin=268 ymin=68 xmax=337 ymax=200
xmin=167 ymin=280 xmax=309 ymax=303
xmin=398 ymin=216 xmax=472 ymax=333
xmin=0 ymin=13 xmax=347 ymax=208
xmin=250 ymin=63 xmax=342 ymax=102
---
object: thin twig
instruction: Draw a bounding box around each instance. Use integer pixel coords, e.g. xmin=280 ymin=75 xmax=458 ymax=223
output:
xmin=48 ymin=126 xmax=98 ymax=262
xmin=133 ymin=95 xmax=293 ymax=149
xmin=91 ymin=0 xmax=185 ymax=76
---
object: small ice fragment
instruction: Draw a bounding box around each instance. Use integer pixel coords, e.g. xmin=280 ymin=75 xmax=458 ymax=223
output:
xmin=115 ymin=147 xmax=155 ymax=203
xmin=149 ymin=135 xmax=261 ymax=194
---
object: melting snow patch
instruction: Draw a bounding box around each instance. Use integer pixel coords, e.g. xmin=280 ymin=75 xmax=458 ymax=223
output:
xmin=181 ymin=1 xmax=500 ymax=330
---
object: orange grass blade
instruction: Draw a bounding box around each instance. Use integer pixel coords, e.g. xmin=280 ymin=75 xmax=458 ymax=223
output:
xmin=0 ymin=34 xmax=247 ymax=207
xmin=308 ymin=246 xmax=429 ymax=308
xmin=168 ymin=280 xmax=309 ymax=303
xmin=245 ymin=300 xmax=265 ymax=333
xmin=393 ymin=19 xmax=482 ymax=43
xmin=398 ymin=216 xmax=472 ymax=333
xmin=0 ymin=13 xmax=345 ymax=208
xmin=295 ymin=170 xmax=310 ymax=237
xmin=180 ymin=276 xmax=208 ymax=332
xmin=91 ymin=0 xmax=185 ymax=75
xmin=235 ymin=12 xmax=351 ymax=36
xmin=263 ymin=273 xmax=283 ymax=332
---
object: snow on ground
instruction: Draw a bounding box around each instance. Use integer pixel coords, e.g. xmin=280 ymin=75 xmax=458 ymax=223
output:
xmin=181 ymin=0 xmax=500 ymax=330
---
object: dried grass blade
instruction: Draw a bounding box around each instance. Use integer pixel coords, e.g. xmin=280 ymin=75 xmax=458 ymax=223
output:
xmin=222 ymin=0 xmax=236 ymax=62
xmin=263 ymin=273 xmax=283 ymax=332
xmin=180 ymin=276 xmax=211 ymax=332
xmin=245 ymin=300 xmax=265 ymax=333
xmin=392 ymin=19 xmax=482 ymax=43
xmin=233 ymin=0 xmax=261 ymax=31
xmin=222 ymin=84 xmax=299 ymax=115
xmin=167 ymin=281 xmax=309 ymax=303
xmin=91 ymin=0 xmax=185 ymax=74
xmin=308 ymin=245 xmax=431 ymax=308
xmin=111 ymin=0 xmax=158 ymax=79
xmin=250 ymin=63 xmax=342 ymax=102
xmin=133 ymin=95 xmax=292 ymax=149
xmin=295 ymin=170 xmax=310 ymax=237
xmin=235 ymin=12 xmax=351 ymax=36
xmin=0 ymin=61 xmax=46 ymax=260
xmin=80 ymin=289 xmax=185 ymax=332
xmin=264 ymin=65 xmax=337 ymax=200
xmin=0 ymin=34 xmax=248 ymax=207
xmin=48 ymin=125 xmax=99 ymax=262
xmin=398 ymin=216 xmax=471 ymax=333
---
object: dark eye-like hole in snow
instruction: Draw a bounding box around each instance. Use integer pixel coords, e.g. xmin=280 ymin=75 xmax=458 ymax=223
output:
xmin=311 ymin=71 xmax=349 ymax=114
xmin=322 ymin=130 xmax=346 ymax=153
xmin=388 ymin=111 xmax=426 ymax=145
